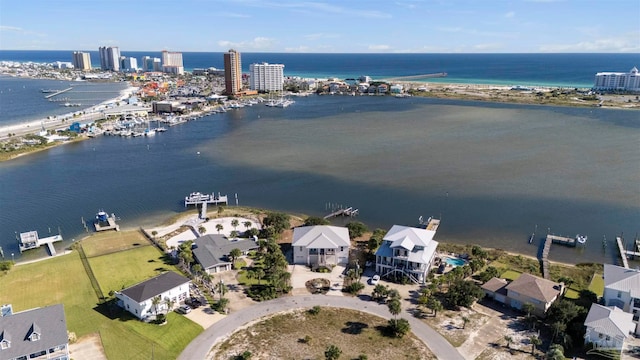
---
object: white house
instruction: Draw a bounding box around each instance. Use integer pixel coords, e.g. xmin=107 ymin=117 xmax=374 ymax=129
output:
xmin=602 ymin=264 xmax=640 ymax=334
xmin=584 ymin=303 xmax=635 ymax=351
xmin=115 ymin=271 xmax=190 ymax=320
xmin=375 ymin=225 xmax=438 ymax=284
xmin=292 ymin=225 xmax=350 ymax=267
xmin=0 ymin=304 xmax=69 ymax=360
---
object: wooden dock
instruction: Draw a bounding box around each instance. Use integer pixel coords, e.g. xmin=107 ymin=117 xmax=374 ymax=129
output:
xmin=18 ymin=231 xmax=62 ymax=255
xmin=94 ymin=216 xmax=120 ymax=232
xmin=323 ymin=206 xmax=359 ymax=219
xmin=617 ymin=237 xmax=630 ymax=269
xmin=541 ymin=236 xmax=552 ymax=279
xmin=184 ymin=192 xmax=228 ymax=207
xmin=547 ymin=234 xmax=577 ymax=247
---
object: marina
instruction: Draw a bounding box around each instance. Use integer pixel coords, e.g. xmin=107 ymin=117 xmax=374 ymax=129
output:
xmin=18 ymin=230 xmax=62 ymax=256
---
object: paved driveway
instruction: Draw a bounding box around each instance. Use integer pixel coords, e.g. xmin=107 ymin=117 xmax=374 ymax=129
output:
xmin=178 ymin=294 xmax=464 ymax=360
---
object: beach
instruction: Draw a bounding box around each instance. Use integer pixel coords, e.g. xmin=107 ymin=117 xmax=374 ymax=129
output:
xmin=0 ymin=85 xmax=139 ymax=140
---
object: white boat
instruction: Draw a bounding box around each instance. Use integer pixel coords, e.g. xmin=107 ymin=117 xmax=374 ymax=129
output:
xmin=155 ymin=127 xmax=167 ymax=132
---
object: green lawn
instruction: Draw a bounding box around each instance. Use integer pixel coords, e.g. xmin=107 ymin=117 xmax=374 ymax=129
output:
xmin=82 ymin=230 xmax=151 ymax=257
xmin=89 ymin=245 xmax=177 ymax=295
xmin=588 ymin=273 xmax=604 ymax=297
xmin=0 ymin=246 xmax=202 ymax=360
xmin=500 ymin=270 xmax=522 ymax=281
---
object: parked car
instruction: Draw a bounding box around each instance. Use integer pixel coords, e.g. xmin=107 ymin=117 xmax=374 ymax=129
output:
xmin=177 ymin=305 xmax=191 ymax=314
xmin=369 ymin=274 xmax=380 ymax=285
xmin=186 ymin=297 xmax=202 ymax=308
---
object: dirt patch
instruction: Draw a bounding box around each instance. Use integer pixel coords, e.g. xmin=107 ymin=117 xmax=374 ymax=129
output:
xmin=209 ymin=307 xmax=434 ymax=360
xmin=69 ymin=333 xmax=107 ymax=360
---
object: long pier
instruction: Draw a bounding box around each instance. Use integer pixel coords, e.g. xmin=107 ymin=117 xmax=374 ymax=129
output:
xmin=541 ymin=236 xmax=552 ymax=279
xmin=616 ymin=237 xmax=631 ymax=269
xmin=18 ymin=231 xmax=62 ymax=255
xmin=324 ymin=206 xmax=359 ymax=219
xmin=44 ymin=87 xmax=73 ymax=99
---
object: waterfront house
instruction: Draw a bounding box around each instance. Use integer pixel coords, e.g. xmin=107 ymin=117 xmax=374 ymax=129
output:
xmin=292 ymin=225 xmax=350 ymax=268
xmin=374 ymin=225 xmax=439 ymax=284
xmin=0 ymin=304 xmax=69 ymax=360
xmin=602 ymin=264 xmax=640 ymax=334
xmin=377 ymin=84 xmax=388 ymax=93
xmin=481 ymin=273 xmax=563 ymax=316
xmin=584 ymin=303 xmax=635 ymax=352
xmin=390 ymin=84 xmax=403 ymax=94
xmin=192 ymin=234 xmax=258 ymax=274
xmin=115 ymin=271 xmax=190 ymax=320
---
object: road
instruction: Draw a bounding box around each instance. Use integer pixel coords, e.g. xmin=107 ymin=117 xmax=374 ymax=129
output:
xmin=178 ymin=294 xmax=465 ymax=360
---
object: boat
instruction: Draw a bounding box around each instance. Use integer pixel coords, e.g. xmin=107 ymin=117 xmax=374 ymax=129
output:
xmin=155 ymin=127 xmax=167 ymax=132
xmin=40 ymin=89 xmax=58 ymax=93
xmin=576 ymin=234 xmax=588 ymax=244
xmin=185 ymin=192 xmax=211 ymax=202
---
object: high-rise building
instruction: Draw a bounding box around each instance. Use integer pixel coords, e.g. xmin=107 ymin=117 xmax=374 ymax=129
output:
xmin=161 ymin=50 xmax=184 ymax=75
xmin=120 ymin=57 xmax=138 ymax=72
xmin=72 ymin=51 xmax=92 ymax=70
xmin=99 ymin=46 xmax=121 ymax=71
xmin=593 ymin=67 xmax=640 ymax=92
xmin=224 ymin=49 xmax=242 ymax=95
xmin=249 ymin=62 xmax=285 ymax=92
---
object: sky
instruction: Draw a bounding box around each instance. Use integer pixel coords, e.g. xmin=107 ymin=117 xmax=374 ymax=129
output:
xmin=0 ymin=0 xmax=638 ymax=53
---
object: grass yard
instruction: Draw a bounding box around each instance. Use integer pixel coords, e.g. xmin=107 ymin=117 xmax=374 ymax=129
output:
xmin=82 ymin=230 xmax=150 ymax=257
xmin=588 ymin=273 xmax=604 ymax=297
xmin=88 ymin=244 xmax=178 ymax=295
xmin=210 ymin=307 xmax=434 ymax=360
xmin=500 ymin=270 xmax=522 ymax=281
xmin=0 ymin=241 xmax=202 ymax=360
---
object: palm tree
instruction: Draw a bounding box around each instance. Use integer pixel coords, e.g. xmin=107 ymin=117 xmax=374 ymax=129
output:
xmin=529 ymin=335 xmax=541 ymax=355
xmin=198 ymin=225 xmax=206 ymax=234
xmin=387 ymin=298 xmax=402 ymax=320
xmin=192 ymin=264 xmax=203 ymax=282
xmin=461 ymin=316 xmax=470 ymax=329
xmin=324 ymin=344 xmax=342 ymax=360
xmin=427 ymin=297 xmax=443 ymax=317
xmin=229 ymin=248 xmax=242 ymax=268
xmin=243 ymin=221 xmax=252 ymax=231
xmin=151 ymin=295 xmax=162 ymax=317
xmin=504 ymin=335 xmax=513 ymax=349
xmin=216 ymin=279 xmax=227 ymax=300
xmin=215 ymin=224 xmax=224 ymax=234
xmin=164 ymin=297 xmax=175 ymax=314
xmin=255 ymin=268 xmax=265 ymax=284
xmin=551 ymin=321 xmax=566 ymax=342
xmin=231 ymin=219 xmax=239 ymax=231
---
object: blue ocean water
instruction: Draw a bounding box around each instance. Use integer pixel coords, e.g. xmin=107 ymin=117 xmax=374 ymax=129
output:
xmin=2 ymin=50 xmax=639 ymax=87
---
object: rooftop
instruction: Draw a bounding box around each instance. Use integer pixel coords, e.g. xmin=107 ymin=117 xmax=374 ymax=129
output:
xmin=119 ymin=271 xmax=190 ymax=303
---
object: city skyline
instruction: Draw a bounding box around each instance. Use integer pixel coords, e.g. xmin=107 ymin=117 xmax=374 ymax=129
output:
xmin=0 ymin=0 xmax=639 ymax=53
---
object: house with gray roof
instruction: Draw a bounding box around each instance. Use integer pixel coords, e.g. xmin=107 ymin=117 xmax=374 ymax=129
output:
xmin=602 ymin=264 xmax=640 ymax=335
xmin=193 ymin=234 xmax=259 ymax=274
xmin=292 ymin=226 xmax=350 ymax=267
xmin=115 ymin=271 xmax=190 ymax=320
xmin=375 ymin=225 xmax=439 ymax=284
xmin=0 ymin=304 xmax=69 ymax=360
xmin=584 ymin=303 xmax=635 ymax=351
xmin=481 ymin=273 xmax=563 ymax=317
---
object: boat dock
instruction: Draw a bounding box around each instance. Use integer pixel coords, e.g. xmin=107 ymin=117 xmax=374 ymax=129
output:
xmin=18 ymin=231 xmax=62 ymax=256
xmin=44 ymin=87 xmax=73 ymax=99
xmin=547 ymin=234 xmax=577 ymax=247
xmin=323 ymin=206 xmax=359 ymax=219
xmin=94 ymin=211 xmax=120 ymax=232
xmin=418 ymin=216 xmax=440 ymax=231
xmin=616 ymin=237 xmax=630 ymax=269
xmin=184 ymin=192 xmax=228 ymax=207
xmin=540 ymin=234 xmax=578 ymax=279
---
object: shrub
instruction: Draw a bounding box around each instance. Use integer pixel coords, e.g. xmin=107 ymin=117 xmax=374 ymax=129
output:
xmin=308 ymin=305 xmax=321 ymax=315
xmin=345 ymin=282 xmax=365 ymax=294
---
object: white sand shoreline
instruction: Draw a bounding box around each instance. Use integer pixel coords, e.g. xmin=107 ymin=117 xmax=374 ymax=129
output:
xmin=0 ymin=85 xmax=138 ymax=137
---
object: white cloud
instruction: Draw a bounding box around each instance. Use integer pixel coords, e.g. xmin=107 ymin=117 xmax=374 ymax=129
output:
xmin=304 ymin=33 xmax=341 ymax=40
xmin=0 ymin=25 xmax=24 ymax=32
xmin=539 ymin=37 xmax=640 ymax=53
xmin=505 ymin=11 xmax=515 ymax=18
xmin=473 ymin=43 xmax=504 ymax=51
xmin=243 ymin=1 xmax=391 ymax=19
xmin=284 ymin=45 xmax=311 ymax=52
xmin=368 ymin=44 xmax=391 ymax=51
xmin=218 ymin=37 xmax=276 ymax=50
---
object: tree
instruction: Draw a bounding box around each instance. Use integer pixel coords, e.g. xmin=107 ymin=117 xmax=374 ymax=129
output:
xmin=215 ymin=224 xmax=224 ymax=233
xmin=255 ymin=268 xmax=265 ymax=285
xmin=230 ymin=230 xmax=239 ymax=239
xmin=427 ymin=297 xmax=443 ymax=317
xmin=324 ymin=344 xmax=342 ymax=360
xmin=529 ymin=335 xmax=541 ymax=355
xmin=346 ymin=221 xmax=368 ymax=239
xmin=164 ymin=297 xmax=175 ymax=314
xmin=304 ymin=216 xmax=330 ymax=226
xmin=388 ymin=318 xmax=411 ymax=338
xmin=243 ymin=221 xmax=252 ymax=231
xmin=546 ymin=344 xmax=564 ymax=360
xmin=229 ymin=248 xmax=242 ymax=268
xmin=461 ymin=316 xmax=470 ymax=329
xmin=216 ymin=280 xmax=228 ymax=300
xmin=477 ymin=266 xmax=500 ymax=283
xmin=216 ymin=297 xmax=229 ymax=313
xmin=468 ymin=258 xmax=485 ymax=273
xmin=551 ymin=321 xmax=566 ymax=342
xmin=504 ymin=335 xmax=513 ymax=349
xmin=367 ymin=228 xmax=386 ymax=253
xmin=372 ymin=284 xmax=389 ymax=302
xmin=192 ymin=264 xmax=203 ymax=281
xmin=198 ymin=225 xmax=206 ymax=234
xmin=231 ymin=219 xmax=239 ymax=231
xmin=217 ymin=206 xmax=224 ymax=215
xmin=262 ymin=212 xmax=290 ymax=236
xmin=471 ymin=245 xmax=488 ymax=260
xmin=151 ymin=295 xmax=162 ymax=317
xmin=446 ymin=280 xmax=484 ymax=308
xmin=387 ymin=298 xmax=402 ymax=320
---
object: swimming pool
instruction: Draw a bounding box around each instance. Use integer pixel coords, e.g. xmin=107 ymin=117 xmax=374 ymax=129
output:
xmin=444 ymin=257 xmax=466 ymax=267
